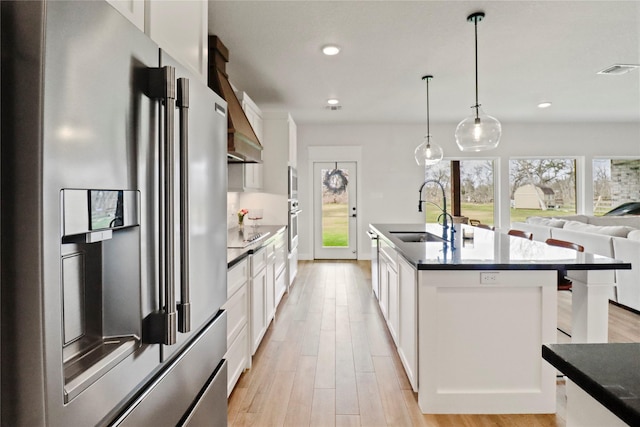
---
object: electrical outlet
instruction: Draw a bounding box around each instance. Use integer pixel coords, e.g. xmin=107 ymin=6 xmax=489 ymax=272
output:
xmin=480 ymin=272 xmax=499 ymax=284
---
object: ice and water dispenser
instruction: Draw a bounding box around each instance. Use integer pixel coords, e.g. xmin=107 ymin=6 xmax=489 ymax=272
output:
xmin=60 ymin=189 xmax=141 ymax=403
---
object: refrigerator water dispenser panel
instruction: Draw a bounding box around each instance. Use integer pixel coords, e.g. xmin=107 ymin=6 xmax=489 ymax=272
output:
xmin=60 ymin=189 xmax=142 ymax=403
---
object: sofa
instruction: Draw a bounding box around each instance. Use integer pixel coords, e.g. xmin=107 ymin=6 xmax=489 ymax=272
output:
xmin=511 ymin=215 xmax=640 ymax=312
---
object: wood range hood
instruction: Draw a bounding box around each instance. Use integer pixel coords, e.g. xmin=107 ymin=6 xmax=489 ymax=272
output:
xmin=208 ymin=36 xmax=263 ymax=163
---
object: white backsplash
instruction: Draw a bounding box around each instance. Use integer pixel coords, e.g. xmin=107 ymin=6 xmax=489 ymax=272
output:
xmin=227 ymin=192 xmax=242 ymax=230
xmin=227 ymin=191 xmax=288 ymax=230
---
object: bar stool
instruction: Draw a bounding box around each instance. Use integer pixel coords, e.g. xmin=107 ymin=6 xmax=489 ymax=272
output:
xmin=545 ymin=238 xmax=584 ymax=339
xmin=508 ymin=229 xmax=533 ymax=240
xmin=545 ymin=238 xmax=584 ymax=291
xmin=476 ymin=224 xmax=495 ymax=231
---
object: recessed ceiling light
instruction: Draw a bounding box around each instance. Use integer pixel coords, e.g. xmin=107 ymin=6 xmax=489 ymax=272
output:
xmin=537 ymin=102 xmax=552 ymax=109
xmin=327 ymin=98 xmax=340 ymax=105
xmin=322 ymin=45 xmax=340 ymax=56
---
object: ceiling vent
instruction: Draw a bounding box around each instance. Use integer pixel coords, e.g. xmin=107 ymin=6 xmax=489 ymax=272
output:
xmin=597 ymin=64 xmax=640 ymax=75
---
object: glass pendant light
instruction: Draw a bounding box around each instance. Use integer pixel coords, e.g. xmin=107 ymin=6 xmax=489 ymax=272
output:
xmin=455 ymin=12 xmax=501 ymax=152
xmin=415 ymin=75 xmax=444 ymax=166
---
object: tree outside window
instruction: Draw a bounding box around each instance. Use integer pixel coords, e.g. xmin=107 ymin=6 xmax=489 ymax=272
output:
xmin=509 ymin=158 xmax=576 ymax=222
xmin=424 ymin=160 xmax=494 ymax=225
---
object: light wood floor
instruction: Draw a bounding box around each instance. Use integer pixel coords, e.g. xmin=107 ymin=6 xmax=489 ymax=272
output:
xmin=228 ymin=260 xmax=640 ymax=427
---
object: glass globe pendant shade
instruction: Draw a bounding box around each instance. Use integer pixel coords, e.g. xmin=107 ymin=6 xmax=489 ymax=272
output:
xmin=454 ymin=107 xmax=501 ymax=152
xmin=414 ymin=136 xmax=444 ymax=166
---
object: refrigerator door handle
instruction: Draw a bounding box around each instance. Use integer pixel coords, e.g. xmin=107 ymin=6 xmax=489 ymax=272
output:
xmin=149 ymin=65 xmax=177 ymax=345
xmin=177 ymin=77 xmax=191 ymax=333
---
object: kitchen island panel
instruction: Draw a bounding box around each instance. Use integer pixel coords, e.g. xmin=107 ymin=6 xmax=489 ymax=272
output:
xmin=418 ymin=270 xmax=557 ymax=414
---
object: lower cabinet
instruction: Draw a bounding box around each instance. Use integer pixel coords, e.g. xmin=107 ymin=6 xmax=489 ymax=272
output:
xmin=225 ymin=228 xmax=289 ymax=397
xmin=223 ymin=258 xmax=250 ymax=397
xmin=387 ymin=264 xmax=399 ymax=346
xmin=377 ymin=239 xmax=417 ymax=392
xmin=274 ymin=230 xmax=287 ymax=306
xmin=250 ymin=248 xmax=268 ymax=355
xmin=266 ymin=243 xmax=276 ymax=324
xmin=379 ymin=258 xmax=389 ymax=320
xmin=397 ymin=256 xmax=417 ymax=391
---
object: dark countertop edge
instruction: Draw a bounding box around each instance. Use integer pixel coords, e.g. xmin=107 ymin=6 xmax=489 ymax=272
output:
xmin=227 ymin=225 xmax=287 ymax=268
xmin=415 ymin=263 xmax=629 ymax=271
xmin=542 ymin=344 xmax=640 ymax=426
xmin=370 ymin=223 xmax=632 ymax=271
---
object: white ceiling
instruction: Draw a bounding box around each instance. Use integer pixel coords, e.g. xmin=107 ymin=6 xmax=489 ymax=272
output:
xmin=208 ymin=1 xmax=640 ymax=125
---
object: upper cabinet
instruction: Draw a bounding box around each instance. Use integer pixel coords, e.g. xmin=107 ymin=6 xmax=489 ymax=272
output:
xmin=262 ymin=112 xmax=297 ymax=195
xmin=145 ymin=0 xmax=208 ymax=81
xmin=106 ymin=0 xmax=145 ymax=31
xmin=106 ymin=0 xmax=208 ymax=82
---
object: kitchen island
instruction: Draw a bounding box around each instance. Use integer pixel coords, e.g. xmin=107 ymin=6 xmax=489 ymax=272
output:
xmin=369 ymin=223 xmax=631 ymax=415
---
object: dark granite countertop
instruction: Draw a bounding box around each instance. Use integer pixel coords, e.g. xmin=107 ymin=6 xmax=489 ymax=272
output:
xmin=543 ymin=343 xmax=640 ymax=426
xmin=227 ymin=225 xmax=287 ymax=268
xmin=369 ymin=223 xmax=631 ymax=271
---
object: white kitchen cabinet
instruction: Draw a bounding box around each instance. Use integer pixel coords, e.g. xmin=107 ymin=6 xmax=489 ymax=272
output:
xmin=266 ymin=242 xmax=276 ymax=324
xmin=106 ymin=0 xmax=145 ymax=31
xmin=274 ymin=231 xmax=287 ymax=306
xmin=144 ymin=0 xmax=208 ymax=82
xmin=262 ymin=112 xmax=297 ymax=195
xmin=378 ymin=239 xmax=397 ymax=328
xmin=228 ymin=163 xmax=263 ymax=192
xmin=264 ymin=229 xmax=287 ymax=324
xmin=250 ymin=248 xmax=268 ymax=355
xmin=379 ymin=257 xmax=389 ymax=321
xmin=223 ymin=258 xmax=250 ymax=396
xmin=228 ymin=91 xmax=263 ymax=192
xmin=398 ymin=256 xmax=418 ymax=391
xmin=387 ymin=257 xmax=399 ymax=347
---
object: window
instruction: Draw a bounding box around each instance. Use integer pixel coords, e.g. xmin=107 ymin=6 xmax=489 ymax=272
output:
xmin=424 ymin=159 xmax=495 ymax=226
xmin=509 ymin=158 xmax=576 ymax=222
xmin=593 ymin=158 xmax=640 ymax=216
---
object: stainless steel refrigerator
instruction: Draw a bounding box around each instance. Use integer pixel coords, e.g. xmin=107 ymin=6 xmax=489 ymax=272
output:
xmin=1 ymin=1 xmax=228 ymax=425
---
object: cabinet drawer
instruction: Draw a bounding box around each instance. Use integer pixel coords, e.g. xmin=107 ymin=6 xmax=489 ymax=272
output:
xmin=380 ymin=240 xmax=397 ymax=271
xmin=251 ymin=248 xmax=267 ymax=276
xmin=224 ymin=325 xmax=249 ymax=397
xmin=222 ymin=280 xmax=248 ymax=345
xmin=275 ymin=235 xmax=287 ymax=276
xmin=228 ymin=258 xmax=248 ymax=297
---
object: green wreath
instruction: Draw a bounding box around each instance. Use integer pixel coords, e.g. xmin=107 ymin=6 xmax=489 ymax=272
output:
xmin=323 ymin=169 xmax=349 ymax=195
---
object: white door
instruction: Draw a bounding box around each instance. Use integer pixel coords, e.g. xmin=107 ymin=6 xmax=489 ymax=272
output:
xmin=313 ymin=162 xmax=357 ymax=259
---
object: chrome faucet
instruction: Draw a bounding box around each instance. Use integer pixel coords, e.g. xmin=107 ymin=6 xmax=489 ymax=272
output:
xmin=418 ymin=179 xmax=455 ymax=247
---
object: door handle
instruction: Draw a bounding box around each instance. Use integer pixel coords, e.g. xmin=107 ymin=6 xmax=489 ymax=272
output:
xmin=148 ymin=66 xmax=177 ymax=345
xmin=177 ymin=77 xmax=191 ymax=333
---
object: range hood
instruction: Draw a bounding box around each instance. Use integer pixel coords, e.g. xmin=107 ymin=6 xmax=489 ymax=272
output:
xmin=208 ymin=36 xmax=263 ymax=163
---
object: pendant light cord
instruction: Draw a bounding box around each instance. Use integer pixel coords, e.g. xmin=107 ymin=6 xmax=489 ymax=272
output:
xmin=474 ymin=15 xmax=480 ymax=118
xmin=425 ymin=77 xmax=430 ymax=141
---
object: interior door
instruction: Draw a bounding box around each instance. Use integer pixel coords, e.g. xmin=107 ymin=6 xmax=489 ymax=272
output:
xmin=313 ymin=162 xmax=357 ymax=259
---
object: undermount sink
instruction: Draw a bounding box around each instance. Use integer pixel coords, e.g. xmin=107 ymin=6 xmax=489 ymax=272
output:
xmin=390 ymin=231 xmax=445 ymax=243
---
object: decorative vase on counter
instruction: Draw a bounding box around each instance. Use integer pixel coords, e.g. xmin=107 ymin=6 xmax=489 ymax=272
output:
xmin=237 ymin=208 xmax=248 ymax=230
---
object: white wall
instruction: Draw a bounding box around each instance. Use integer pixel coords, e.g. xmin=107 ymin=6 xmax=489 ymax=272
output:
xmin=296 ymin=121 xmax=640 ymax=260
